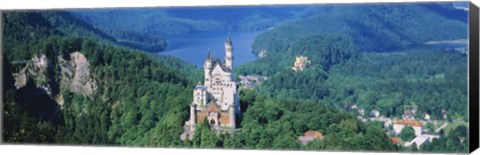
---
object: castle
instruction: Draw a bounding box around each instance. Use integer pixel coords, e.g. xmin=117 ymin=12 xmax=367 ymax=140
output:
xmin=180 ymin=34 xmax=241 ymax=140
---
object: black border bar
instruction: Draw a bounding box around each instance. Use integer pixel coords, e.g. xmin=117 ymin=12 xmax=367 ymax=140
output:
xmin=469 ymin=1 xmax=479 ymax=153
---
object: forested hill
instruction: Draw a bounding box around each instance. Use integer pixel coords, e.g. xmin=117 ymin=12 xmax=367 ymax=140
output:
xmin=2 ymin=11 xmax=167 ymax=53
xmin=3 ymin=10 xmax=403 ymax=151
xmin=69 ymin=6 xmax=317 ymax=36
xmin=3 ymin=11 xmax=196 ymax=145
xmin=235 ymin=2 xmax=468 ymax=125
xmin=252 ymin=2 xmax=468 ymax=53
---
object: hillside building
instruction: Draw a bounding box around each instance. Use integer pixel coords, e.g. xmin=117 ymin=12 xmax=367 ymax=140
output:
xmin=393 ymin=120 xmax=423 ymax=136
xmin=181 ymin=34 xmax=241 ymax=140
xmin=292 ymin=55 xmax=311 ymax=72
xmin=298 ymin=130 xmax=324 ymax=145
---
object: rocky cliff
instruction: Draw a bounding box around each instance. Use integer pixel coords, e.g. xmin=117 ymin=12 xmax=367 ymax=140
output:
xmin=12 ymin=51 xmax=96 ymax=118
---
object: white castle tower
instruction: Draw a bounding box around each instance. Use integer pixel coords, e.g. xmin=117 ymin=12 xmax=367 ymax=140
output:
xmin=225 ymin=33 xmax=233 ymax=70
xmin=181 ymin=34 xmax=241 ymax=141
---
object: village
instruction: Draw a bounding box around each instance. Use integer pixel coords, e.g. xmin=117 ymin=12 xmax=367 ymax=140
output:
xmin=352 ymin=104 xmax=449 ymax=148
xmin=237 ymin=55 xmax=464 ymax=149
xmin=294 ymin=96 xmax=460 ymax=149
xmin=295 ymin=103 xmax=456 ymax=148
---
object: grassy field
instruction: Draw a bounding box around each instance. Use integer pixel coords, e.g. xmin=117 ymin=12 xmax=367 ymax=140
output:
xmin=443 ymin=121 xmax=469 ymax=135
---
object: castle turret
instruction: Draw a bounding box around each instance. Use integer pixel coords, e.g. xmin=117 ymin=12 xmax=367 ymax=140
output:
xmin=204 ymin=52 xmax=212 ymax=87
xmin=190 ymin=104 xmax=196 ymax=131
xmin=229 ymin=104 xmax=235 ymax=129
xmin=225 ymin=33 xmax=233 ymax=70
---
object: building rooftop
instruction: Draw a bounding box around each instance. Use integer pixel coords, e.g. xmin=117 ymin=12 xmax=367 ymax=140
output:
xmin=395 ymin=120 xmax=423 ymax=127
xmin=194 ymin=83 xmax=207 ymax=90
xmin=404 ymin=134 xmax=432 ymax=148
xmin=205 ymin=101 xmax=221 ymax=112
xmin=390 ymin=137 xmax=402 ymax=144
xmin=304 ymin=130 xmax=324 ymax=137
xmin=298 ymin=130 xmax=324 ymax=145
xmin=226 ymin=33 xmax=232 ymax=45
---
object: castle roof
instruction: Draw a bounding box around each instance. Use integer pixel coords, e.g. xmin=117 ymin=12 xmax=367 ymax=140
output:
xmin=226 ymin=33 xmax=232 ymax=45
xmin=205 ymin=101 xmax=221 ymax=112
xmin=212 ymin=58 xmax=223 ymax=66
xmin=207 ymin=51 xmax=212 ymax=61
xmin=394 ymin=120 xmax=422 ymax=127
xmin=211 ymin=58 xmax=231 ymax=72
xmin=194 ymin=83 xmax=206 ymax=90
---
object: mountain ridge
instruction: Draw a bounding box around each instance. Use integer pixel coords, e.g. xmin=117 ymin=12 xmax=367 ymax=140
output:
xmin=251 ymin=2 xmax=468 ymax=53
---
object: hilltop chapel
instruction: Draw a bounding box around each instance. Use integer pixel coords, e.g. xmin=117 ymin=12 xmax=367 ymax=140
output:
xmin=181 ymin=34 xmax=241 ymax=140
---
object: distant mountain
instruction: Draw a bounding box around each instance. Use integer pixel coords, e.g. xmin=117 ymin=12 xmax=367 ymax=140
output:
xmin=3 ymin=11 xmax=115 ymax=50
xmin=251 ymin=2 xmax=468 ymax=53
xmin=2 ymin=11 xmax=166 ymax=53
xmin=452 ymin=1 xmax=469 ymax=10
xmin=235 ymin=2 xmax=469 ymax=123
xmin=69 ymin=6 xmax=316 ymax=36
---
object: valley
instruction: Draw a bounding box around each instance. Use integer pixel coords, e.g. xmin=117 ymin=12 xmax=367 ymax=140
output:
xmin=160 ymin=30 xmax=263 ymax=67
xmin=2 ymin=2 xmax=470 ymax=153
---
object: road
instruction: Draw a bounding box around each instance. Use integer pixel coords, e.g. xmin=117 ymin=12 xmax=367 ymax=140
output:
xmin=435 ymin=122 xmax=448 ymax=133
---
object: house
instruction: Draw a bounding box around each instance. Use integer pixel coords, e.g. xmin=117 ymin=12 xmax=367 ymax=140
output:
xmin=370 ymin=109 xmax=380 ymax=118
xmin=389 ymin=137 xmax=402 ymax=145
xmin=442 ymin=109 xmax=448 ymax=119
xmin=424 ymin=113 xmax=431 ymax=120
xmin=404 ymin=134 xmax=440 ymax=148
xmin=402 ymin=110 xmax=415 ymax=120
xmin=358 ymin=108 xmax=365 ymax=117
xmin=402 ymin=105 xmax=417 ymax=120
xmin=350 ymin=104 xmax=358 ymax=109
xmin=383 ymin=118 xmax=394 ymax=127
xmin=393 ymin=120 xmax=423 ymax=136
xmin=387 ymin=130 xmax=397 ymax=136
xmin=298 ymin=130 xmax=324 ymax=145
xmin=369 ymin=116 xmax=392 ymax=127
xmin=292 ymin=56 xmax=311 ymax=72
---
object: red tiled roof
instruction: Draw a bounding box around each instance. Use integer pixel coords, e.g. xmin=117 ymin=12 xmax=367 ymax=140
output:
xmin=394 ymin=120 xmax=422 ymax=127
xmin=390 ymin=137 xmax=401 ymax=144
xmin=298 ymin=131 xmax=324 ymax=145
xmin=304 ymin=130 xmax=324 ymax=139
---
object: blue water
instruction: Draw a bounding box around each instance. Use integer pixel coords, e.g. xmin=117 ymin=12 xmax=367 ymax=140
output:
xmin=159 ymin=31 xmax=263 ymax=68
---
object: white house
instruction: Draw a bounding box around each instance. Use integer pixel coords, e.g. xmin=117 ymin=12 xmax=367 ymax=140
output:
xmin=393 ymin=120 xmax=423 ymax=136
xmin=424 ymin=113 xmax=431 ymax=120
xmin=404 ymin=134 xmax=440 ymax=148
xmin=370 ymin=109 xmax=380 ymax=118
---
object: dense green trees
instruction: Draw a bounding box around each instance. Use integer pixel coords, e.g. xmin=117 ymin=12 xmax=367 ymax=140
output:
xmin=3 ymin=33 xmax=194 ymax=146
xmin=2 ymin=11 xmax=167 ymax=55
xmin=2 ymin=6 xmax=469 ymax=153
xmin=326 ymin=49 xmax=467 ymax=119
xmin=237 ymin=34 xmax=357 ymax=101
xmin=243 ymin=2 xmax=469 ymax=121
xmin=420 ymin=125 xmax=468 ymax=153
xmin=399 ymin=126 xmax=416 ymax=142
xmin=234 ymin=97 xmax=397 ymax=151
xmin=240 ymin=29 xmax=467 ymax=120
xmin=252 ymin=3 xmax=467 ymax=53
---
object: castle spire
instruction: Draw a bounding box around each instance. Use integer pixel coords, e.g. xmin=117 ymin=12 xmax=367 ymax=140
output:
xmin=207 ymin=50 xmax=212 ymax=61
xmin=226 ymin=32 xmax=232 ymax=45
xmin=204 ymin=50 xmax=212 ymax=69
xmin=225 ymin=33 xmax=233 ymax=70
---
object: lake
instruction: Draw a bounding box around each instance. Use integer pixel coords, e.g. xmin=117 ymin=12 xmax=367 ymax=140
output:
xmin=159 ymin=31 xmax=264 ymax=68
